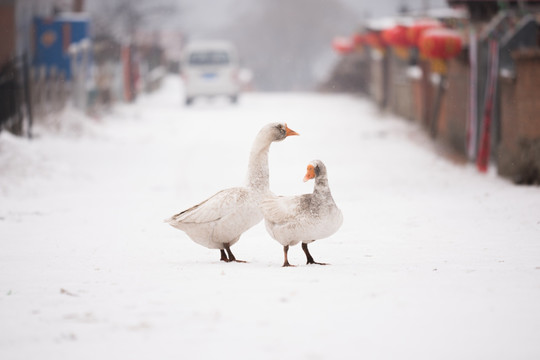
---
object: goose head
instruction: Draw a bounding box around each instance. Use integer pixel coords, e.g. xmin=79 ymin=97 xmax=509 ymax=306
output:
xmin=260 ymin=123 xmax=299 ymax=143
xmin=303 ymin=160 xmax=327 ymax=182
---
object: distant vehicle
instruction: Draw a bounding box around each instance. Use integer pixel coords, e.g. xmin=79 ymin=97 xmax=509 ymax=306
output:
xmin=181 ymin=40 xmax=240 ymax=105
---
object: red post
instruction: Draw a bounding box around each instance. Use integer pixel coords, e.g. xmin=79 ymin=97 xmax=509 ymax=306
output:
xmin=476 ymin=39 xmax=499 ymax=173
xmin=122 ymin=46 xmax=132 ymax=102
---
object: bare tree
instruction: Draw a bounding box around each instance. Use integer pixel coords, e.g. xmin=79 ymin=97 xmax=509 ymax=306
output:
xmin=223 ymin=0 xmax=358 ymax=91
xmin=88 ymin=0 xmax=178 ymax=41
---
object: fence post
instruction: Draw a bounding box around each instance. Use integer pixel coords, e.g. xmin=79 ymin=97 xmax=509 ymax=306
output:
xmin=48 ymin=66 xmax=57 ymax=116
xmin=68 ymin=42 xmax=80 ymax=109
xmin=59 ymin=70 xmax=67 ymax=111
xmin=80 ymin=39 xmax=91 ymax=113
xmin=21 ymin=53 xmax=33 ymax=138
xmin=13 ymin=61 xmax=23 ymax=136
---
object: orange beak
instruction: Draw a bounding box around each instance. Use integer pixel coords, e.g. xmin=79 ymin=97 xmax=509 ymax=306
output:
xmin=285 ymin=124 xmax=299 ymax=137
xmin=303 ymin=164 xmax=316 ymax=182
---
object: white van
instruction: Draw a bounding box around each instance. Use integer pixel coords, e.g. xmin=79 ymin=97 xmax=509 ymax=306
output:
xmin=181 ymin=40 xmax=240 ymax=105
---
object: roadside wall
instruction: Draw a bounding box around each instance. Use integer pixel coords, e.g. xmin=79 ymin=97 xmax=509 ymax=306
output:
xmin=439 ymin=55 xmax=470 ymax=157
xmin=387 ymin=49 xmax=414 ymax=121
xmin=498 ymin=49 xmax=540 ymax=183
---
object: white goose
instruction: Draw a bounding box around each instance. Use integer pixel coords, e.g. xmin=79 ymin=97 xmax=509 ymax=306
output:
xmin=261 ymin=160 xmax=343 ymax=266
xmin=166 ymin=123 xmax=299 ymax=262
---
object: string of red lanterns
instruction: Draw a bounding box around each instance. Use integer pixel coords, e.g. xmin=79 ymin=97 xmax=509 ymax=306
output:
xmin=382 ymin=25 xmax=412 ymax=48
xmin=418 ymin=28 xmax=463 ymax=60
xmin=331 ymin=18 xmax=463 ymax=68
xmin=332 ymin=37 xmax=354 ymax=54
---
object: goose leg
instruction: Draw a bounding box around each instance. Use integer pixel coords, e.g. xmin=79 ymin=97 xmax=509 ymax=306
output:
xmin=302 ymin=243 xmax=328 ymax=265
xmin=224 ymin=243 xmax=247 ymax=263
xmin=220 ymin=249 xmax=229 ymax=262
xmin=282 ymin=245 xmax=295 ymax=267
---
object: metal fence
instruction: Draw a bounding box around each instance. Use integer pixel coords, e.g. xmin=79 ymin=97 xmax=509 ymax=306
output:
xmin=31 ymin=64 xmax=70 ymax=120
xmin=0 ymin=53 xmax=70 ymax=138
xmin=0 ymin=54 xmax=32 ymax=137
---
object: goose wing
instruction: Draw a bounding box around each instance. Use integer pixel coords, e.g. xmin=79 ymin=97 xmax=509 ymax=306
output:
xmin=261 ymin=194 xmax=307 ymax=224
xmin=168 ymin=187 xmax=250 ymax=225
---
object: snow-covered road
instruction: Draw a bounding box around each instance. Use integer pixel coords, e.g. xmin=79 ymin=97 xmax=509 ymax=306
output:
xmin=1 ymin=76 xmax=540 ymax=359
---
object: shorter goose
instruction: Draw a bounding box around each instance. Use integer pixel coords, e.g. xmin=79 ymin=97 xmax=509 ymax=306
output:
xmin=261 ymin=160 xmax=343 ymax=267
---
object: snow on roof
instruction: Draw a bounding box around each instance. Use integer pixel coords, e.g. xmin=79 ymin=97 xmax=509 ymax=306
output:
xmin=407 ymin=7 xmax=468 ymax=19
xmin=365 ymin=14 xmax=436 ymax=31
xmin=365 ymin=17 xmax=398 ymax=31
xmin=364 ymin=7 xmax=467 ymax=32
xmin=184 ymin=40 xmax=237 ymax=51
xmin=56 ymin=12 xmax=91 ymax=22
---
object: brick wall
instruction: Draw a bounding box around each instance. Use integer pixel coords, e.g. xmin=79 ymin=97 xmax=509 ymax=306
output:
xmin=419 ymin=60 xmax=434 ymax=130
xmin=0 ymin=3 xmax=15 ymax=66
xmin=369 ymin=50 xmax=388 ymax=109
xmin=439 ymin=56 xmax=470 ymax=157
xmin=498 ymin=49 xmax=540 ymax=184
xmin=387 ymin=49 xmax=414 ymax=120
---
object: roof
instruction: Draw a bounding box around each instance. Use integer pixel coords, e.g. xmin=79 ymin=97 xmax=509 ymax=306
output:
xmin=184 ymin=40 xmax=237 ymax=52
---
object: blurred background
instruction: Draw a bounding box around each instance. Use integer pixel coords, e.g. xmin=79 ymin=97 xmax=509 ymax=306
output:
xmin=1 ymin=0 xmax=539 ymax=183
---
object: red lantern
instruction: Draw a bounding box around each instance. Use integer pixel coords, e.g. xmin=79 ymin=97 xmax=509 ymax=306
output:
xmin=332 ymin=37 xmax=353 ymax=54
xmin=418 ymin=28 xmax=463 ymax=59
xmin=382 ymin=25 xmax=412 ymax=48
xmin=407 ymin=19 xmax=443 ymax=47
xmin=352 ymin=33 xmax=365 ymax=47
xmin=365 ymin=31 xmax=386 ymax=50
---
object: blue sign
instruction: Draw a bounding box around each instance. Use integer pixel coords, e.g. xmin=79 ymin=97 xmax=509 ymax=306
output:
xmin=33 ymin=14 xmax=90 ymax=80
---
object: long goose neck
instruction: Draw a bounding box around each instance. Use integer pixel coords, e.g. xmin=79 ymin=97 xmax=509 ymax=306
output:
xmin=246 ymin=136 xmax=272 ymax=191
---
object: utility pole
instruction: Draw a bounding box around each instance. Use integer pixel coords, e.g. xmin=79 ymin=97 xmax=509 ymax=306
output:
xmin=73 ymin=0 xmax=84 ymax=12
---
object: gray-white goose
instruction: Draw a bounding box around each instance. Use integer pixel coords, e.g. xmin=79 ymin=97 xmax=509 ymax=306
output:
xmin=261 ymin=160 xmax=343 ymax=266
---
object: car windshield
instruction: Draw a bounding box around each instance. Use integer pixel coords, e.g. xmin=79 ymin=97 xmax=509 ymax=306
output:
xmin=189 ymin=51 xmax=230 ymax=66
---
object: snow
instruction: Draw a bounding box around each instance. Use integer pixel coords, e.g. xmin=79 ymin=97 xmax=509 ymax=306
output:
xmin=1 ymin=76 xmax=540 ymax=359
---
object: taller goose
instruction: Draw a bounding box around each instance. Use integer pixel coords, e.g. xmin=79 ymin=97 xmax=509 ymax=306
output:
xmin=166 ymin=123 xmax=299 ymax=262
